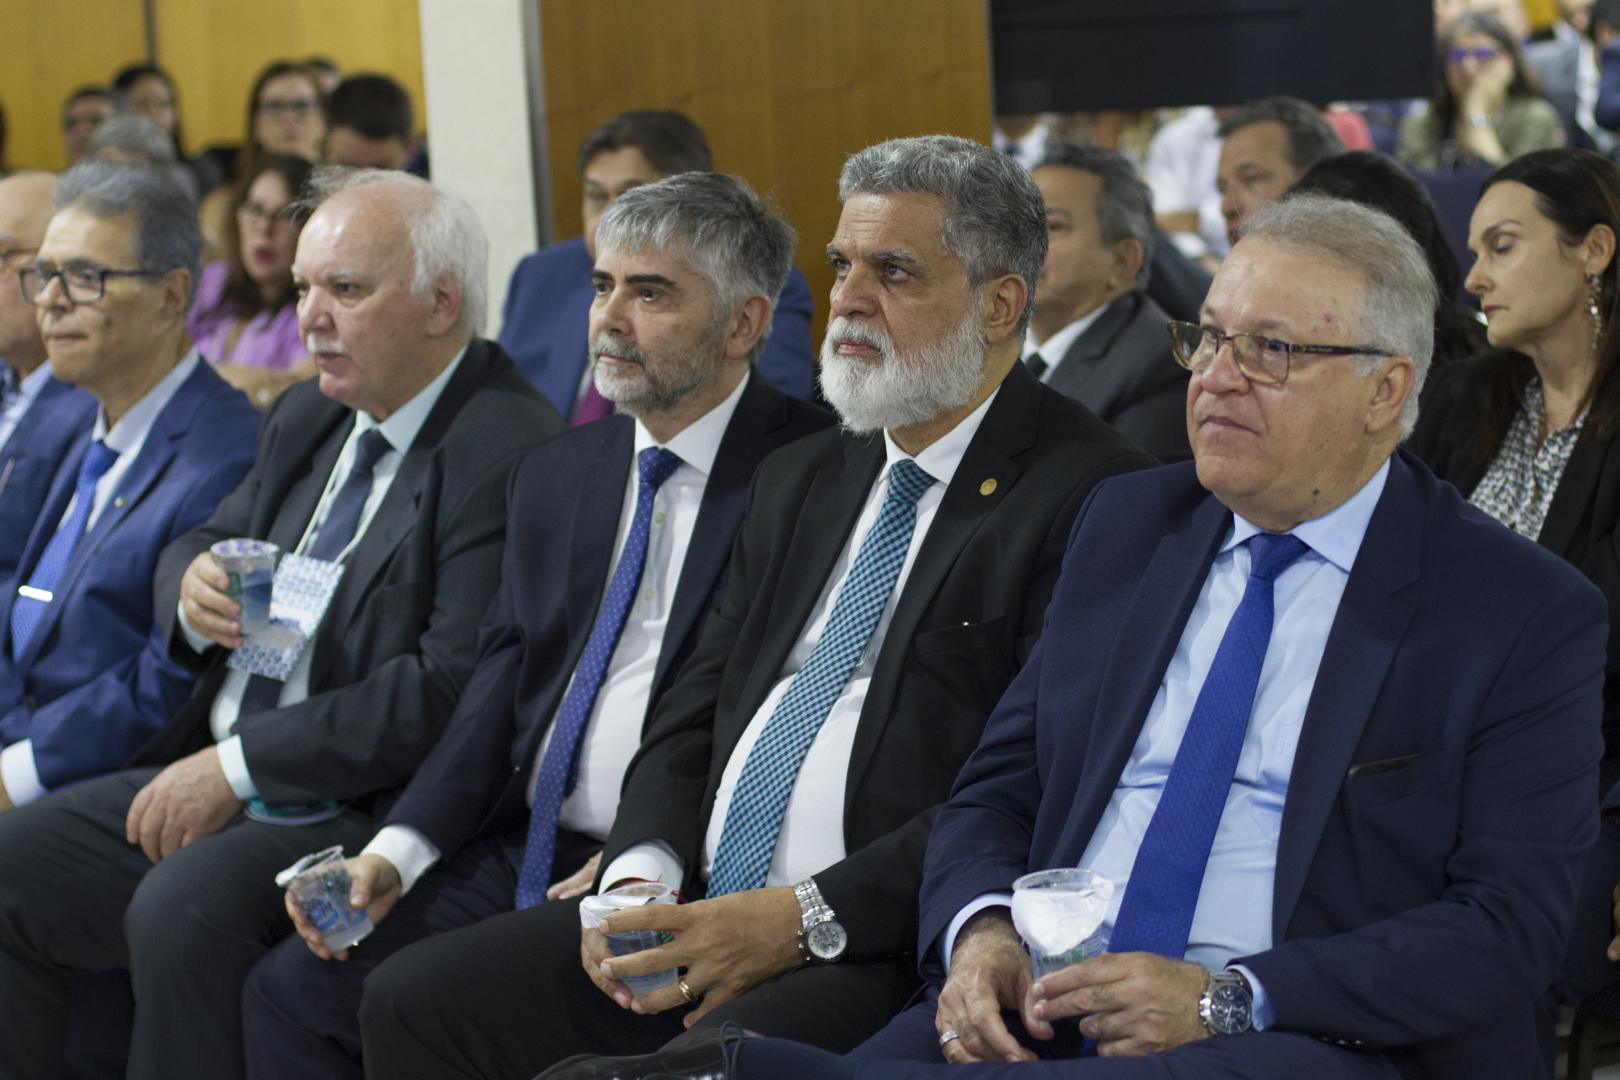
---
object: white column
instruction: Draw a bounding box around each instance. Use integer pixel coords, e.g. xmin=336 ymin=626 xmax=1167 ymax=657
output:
xmin=416 ymin=0 xmax=551 ymax=338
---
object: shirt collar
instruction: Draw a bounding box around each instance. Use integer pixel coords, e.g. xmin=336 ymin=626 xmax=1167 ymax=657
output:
xmin=632 ymin=369 xmax=750 ymax=478
xmin=881 ymin=385 xmax=1000 ymax=491
xmin=1222 ymin=456 xmax=1391 ymax=574
xmin=357 ymin=343 xmax=469 ymax=453
xmin=1023 ymin=299 xmax=1114 ymax=364
xmin=16 ymin=360 xmax=54 ymax=398
xmin=93 ymin=349 xmax=201 ymax=454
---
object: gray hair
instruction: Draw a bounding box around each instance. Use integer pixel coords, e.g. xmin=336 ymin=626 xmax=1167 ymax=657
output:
xmin=1218 ymin=97 xmax=1345 ymax=174
xmin=304 ymin=166 xmax=489 ymax=335
xmin=1242 ymin=193 xmax=1436 ymax=438
xmin=839 ymin=135 xmax=1048 ymax=334
xmin=1034 ymin=139 xmax=1157 ymax=291
xmin=87 ymin=114 xmax=176 ymax=164
xmin=53 ymin=160 xmax=202 ymax=308
xmin=595 ymin=172 xmax=796 ymax=362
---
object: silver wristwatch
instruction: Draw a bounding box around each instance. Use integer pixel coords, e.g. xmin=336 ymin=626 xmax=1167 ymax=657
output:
xmin=792 ymin=878 xmax=848 ymax=963
xmin=1199 ymin=969 xmax=1254 ymax=1035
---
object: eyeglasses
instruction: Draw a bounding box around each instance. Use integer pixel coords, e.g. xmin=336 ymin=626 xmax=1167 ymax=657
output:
xmin=1445 ymin=45 xmax=1503 ymax=65
xmin=256 ymin=98 xmax=318 ymax=118
xmin=20 ymin=264 xmax=169 ymax=306
xmin=238 ymin=200 xmax=298 ymax=230
xmin=1166 ymin=320 xmax=1394 ymax=386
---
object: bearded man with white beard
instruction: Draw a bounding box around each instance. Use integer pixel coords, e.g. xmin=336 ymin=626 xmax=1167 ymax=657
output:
xmin=354 ymin=134 xmax=1155 ymax=1080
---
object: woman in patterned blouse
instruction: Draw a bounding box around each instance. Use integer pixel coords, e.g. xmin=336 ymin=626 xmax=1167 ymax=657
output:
xmin=1411 ymin=147 xmax=1620 ymax=783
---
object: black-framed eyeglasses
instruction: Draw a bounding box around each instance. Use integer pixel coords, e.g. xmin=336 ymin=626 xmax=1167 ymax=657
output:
xmin=1445 ymin=45 xmax=1502 ymax=65
xmin=20 ymin=264 xmax=169 ymax=306
xmin=237 ymin=200 xmax=300 ymax=230
xmin=256 ymin=98 xmax=318 ymax=117
xmin=1166 ymin=320 xmax=1394 ymax=386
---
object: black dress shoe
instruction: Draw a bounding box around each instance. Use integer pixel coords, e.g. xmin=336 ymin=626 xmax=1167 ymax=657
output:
xmin=532 ymin=1024 xmax=757 ymax=1080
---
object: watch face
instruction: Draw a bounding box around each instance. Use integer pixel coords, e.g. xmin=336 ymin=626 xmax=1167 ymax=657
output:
xmin=1208 ymin=984 xmax=1252 ymax=1035
xmin=807 ymin=920 xmax=848 ymax=961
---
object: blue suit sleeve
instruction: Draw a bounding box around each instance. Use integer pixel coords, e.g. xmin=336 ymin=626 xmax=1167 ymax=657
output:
xmin=756 ymin=265 xmax=815 ymax=400
xmin=1598 ymin=43 xmax=1620 ymax=132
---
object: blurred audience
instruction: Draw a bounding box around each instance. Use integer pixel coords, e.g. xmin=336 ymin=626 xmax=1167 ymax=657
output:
xmin=1216 ymin=96 xmax=1345 ymax=247
xmin=112 ymin=62 xmax=228 ymax=195
xmin=1399 ymin=12 xmax=1565 ymax=169
xmin=60 ymin=86 xmax=117 ymax=166
xmin=323 ymin=74 xmax=418 ymax=170
xmin=187 ymin=153 xmax=316 ymax=407
xmin=1145 ymin=105 xmax=1228 ymax=264
xmin=305 ymin=55 xmax=342 ymax=97
xmin=86 ymin=114 xmax=175 ymax=167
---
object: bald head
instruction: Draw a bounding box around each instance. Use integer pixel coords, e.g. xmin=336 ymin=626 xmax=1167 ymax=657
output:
xmin=0 ymin=173 xmax=58 ymax=374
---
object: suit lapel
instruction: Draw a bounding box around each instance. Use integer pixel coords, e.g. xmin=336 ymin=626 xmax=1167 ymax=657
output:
xmin=264 ymin=404 xmax=350 ymax=552
xmin=1270 ymin=456 xmax=1421 ymax=938
xmin=1048 ymin=294 xmax=1139 ymax=400
xmin=565 ymin=420 xmax=633 ymax=654
xmin=0 ymin=432 xmax=86 ymax=655
xmin=1538 ymin=431 xmax=1610 ymax=559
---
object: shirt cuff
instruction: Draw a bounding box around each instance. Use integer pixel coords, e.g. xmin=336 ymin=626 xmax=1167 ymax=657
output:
xmin=600 ymin=841 xmax=683 ymax=894
xmin=363 ymin=824 xmax=442 ymax=896
xmin=1229 ymin=963 xmax=1274 ymax=1031
xmin=943 ymin=892 xmax=1014 ymax=970
xmin=176 ymin=598 xmax=215 ymax=656
xmin=0 ymin=740 xmax=46 ymax=807
xmin=216 ymin=735 xmax=258 ymax=801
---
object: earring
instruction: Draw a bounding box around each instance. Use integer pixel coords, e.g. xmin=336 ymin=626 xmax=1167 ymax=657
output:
xmin=1589 ymin=273 xmax=1605 ymax=351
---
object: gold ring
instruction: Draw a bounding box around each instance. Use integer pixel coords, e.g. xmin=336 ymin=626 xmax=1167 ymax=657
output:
xmin=678 ymin=978 xmax=696 ymax=1003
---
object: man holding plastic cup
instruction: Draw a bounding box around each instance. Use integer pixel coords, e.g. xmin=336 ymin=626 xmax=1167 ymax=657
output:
xmin=0 ymin=168 xmax=561 ymax=1079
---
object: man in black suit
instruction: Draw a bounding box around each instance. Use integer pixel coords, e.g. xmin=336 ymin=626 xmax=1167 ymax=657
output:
xmin=357 ymin=134 xmax=1152 ymax=1079
xmin=0 ymin=167 xmax=562 ymax=1079
xmin=236 ymin=171 xmax=830 ymax=1078
xmin=1026 ymin=140 xmax=1189 ymax=461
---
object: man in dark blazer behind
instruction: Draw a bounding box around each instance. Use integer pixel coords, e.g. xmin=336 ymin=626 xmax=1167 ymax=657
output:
xmin=359 ymin=135 xmax=1152 ymax=1080
xmin=0 ymin=171 xmax=96 ymax=583
xmin=1025 ymin=141 xmax=1189 ymax=461
xmin=0 ymin=162 xmax=259 ymax=809
xmin=601 ymin=196 xmax=1606 ymax=1080
xmin=239 ymin=171 xmax=830 ymax=1079
xmin=0 ymin=168 xmax=562 ymax=1080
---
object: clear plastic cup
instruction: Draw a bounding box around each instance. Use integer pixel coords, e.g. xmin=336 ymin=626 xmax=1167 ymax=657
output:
xmin=579 ymin=881 xmax=678 ymax=997
xmin=276 ymin=845 xmax=373 ymax=952
xmin=210 ymin=538 xmax=280 ymax=635
xmin=1011 ymin=868 xmax=1114 ymax=979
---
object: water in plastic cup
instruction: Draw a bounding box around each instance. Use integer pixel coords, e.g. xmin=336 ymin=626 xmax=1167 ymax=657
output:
xmin=578 ymin=881 xmax=678 ymax=997
xmin=1011 ymin=868 xmax=1114 ymax=980
xmin=278 ymin=846 xmax=373 ymax=952
xmin=210 ymin=538 xmax=280 ymax=635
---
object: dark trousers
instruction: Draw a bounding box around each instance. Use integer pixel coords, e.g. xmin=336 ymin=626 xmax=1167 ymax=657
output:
xmin=241 ymin=827 xmax=597 ymax=1080
xmin=727 ymin=997 xmax=1402 ymax=1080
xmin=359 ymin=886 xmax=920 ymax=1079
xmin=0 ymin=766 xmax=375 ymax=1080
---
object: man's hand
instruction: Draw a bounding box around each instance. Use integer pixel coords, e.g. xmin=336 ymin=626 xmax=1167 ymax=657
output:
xmin=0 ymin=771 xmax=12 ymax=812
xmin=597 ymin=886 xmax=801 ymax=1026
xmin=1606 ymin=879 xmax=1620 ymax=962
xmin=286 ymin=853 xmax=401 ymax=961
xmin=935 ymin=909 xmax=1038 ymax=1064
xmin=179 ymin=551 xmax=243 ymax=650
xmin=547 ymin=851 xmax=602 ymax=901
xmin=1027 ymin=952 xmax=1210 ymax=1058
xmin=124 ymin=746 xmax=242 ymax=862
xmin=581 ymin=923 xmax=637 ymax=1009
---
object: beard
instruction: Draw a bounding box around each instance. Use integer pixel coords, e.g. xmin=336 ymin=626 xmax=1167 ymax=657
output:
xmin=589 ymin=319 xmax=727 ymax=416
xmin=817 ymin=311 xmax=985 ymax=434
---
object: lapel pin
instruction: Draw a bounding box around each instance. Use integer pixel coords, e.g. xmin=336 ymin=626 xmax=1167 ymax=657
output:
xmin=114 ymin=496 xmax=126 ymax=508
xmin=979 ymin=479 xmax=998 ymax=497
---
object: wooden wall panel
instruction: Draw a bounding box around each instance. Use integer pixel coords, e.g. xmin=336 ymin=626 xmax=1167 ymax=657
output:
xmin=152 ymin=0 xmax=425 ymax=154
xmin=0 ymin=3 xmax=148 ymax=172
xmin=538 ymin=0 xmax=992 ymax=336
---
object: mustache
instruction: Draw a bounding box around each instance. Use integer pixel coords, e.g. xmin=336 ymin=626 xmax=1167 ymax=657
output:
xmin=821 ymin=316 xmax=891 ymax=357
xmin=589 ymin=334 xmax=647 ymax=367
xmin=306 ymin=334 xmax=343 ymax=354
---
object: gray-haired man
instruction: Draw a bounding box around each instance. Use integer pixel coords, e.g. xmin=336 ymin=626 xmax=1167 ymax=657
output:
xmin=239 ymin=170 xmax=832 ymax=1079
xmin=0 ymin=168 xmax=562 ymax=1079
xmin=357 ymin=134 xmax=1153 ymax=1079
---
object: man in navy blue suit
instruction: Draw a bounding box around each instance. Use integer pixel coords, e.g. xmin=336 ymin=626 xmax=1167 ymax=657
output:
xmin=0 ymin=161 xmax=258 ymax=811
xmin=497 ymin=110 xmax=815 ymax=416
xmin=0 ymin=171 xmax=96 ymax=583
xmin=542 ymin=194 xmax=1607 ymax=1080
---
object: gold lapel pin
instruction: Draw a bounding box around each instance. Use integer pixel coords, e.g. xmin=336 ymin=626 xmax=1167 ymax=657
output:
xmin=979 ymin=478 xmax=998 ymax=497
xmin=114 ymin=496 xmax=126 ymax=508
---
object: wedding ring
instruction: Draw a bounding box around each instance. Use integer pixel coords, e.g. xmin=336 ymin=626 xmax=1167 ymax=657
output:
xmin=678 ymin=978 xmax=696 ymax=1003
xmin=938 ymin=1029 xmax=960 ymax=1048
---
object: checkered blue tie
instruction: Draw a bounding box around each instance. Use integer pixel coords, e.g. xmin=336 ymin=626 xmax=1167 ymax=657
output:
xmin=1106 ymin=532 xmax=1310 ymax=961
xmin=705 ymin=459 xmax=936 ymax=897
xmin=9 ymin=440 xmax=120 ymax=657
xmin=514 ymin=446 xmax=682 ymax=908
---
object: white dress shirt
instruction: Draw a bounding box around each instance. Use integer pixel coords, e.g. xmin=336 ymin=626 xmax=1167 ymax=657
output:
xmin=0 ymin=360 xmax=56 ymax=460
xmin=365 ymin=373 xmax=748 ymax=894
xmin=1143 ymin=107 xmax=1228 ymax=261
xmin=601 ymin=389 xmax=1001 ymax=894
xmin=0 ymin=351 xmax=202 ymax=806
xmin=177 ymin=347 xmax=467 ymax=800
xmin=943 ymin=459 xmax=1390 ymax=1031
xmin=1022 ymin=302 xmax=1109 ymax=384
xmin=993 ymin=118 xmax=1054 ymax=172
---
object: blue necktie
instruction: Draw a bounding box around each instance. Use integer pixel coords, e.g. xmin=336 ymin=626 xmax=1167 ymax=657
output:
xmin=9 ymin=440 xmax=120 ymax=657
xmin=239 ymin=428 xmax=392 ymax=821
xmin=705 ymin=459 xmax=936 ymax=898
xmin=514 ymin=446 xmax=682 ymax=907
xmin=1107 ymin=532 xmax=1310 ymax=960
